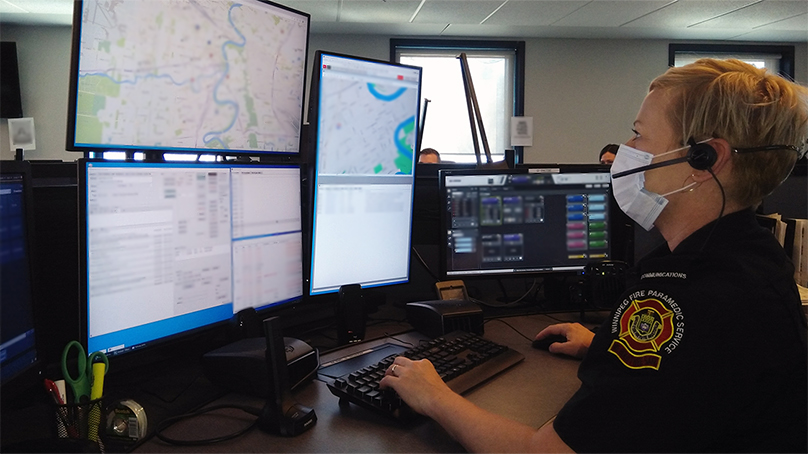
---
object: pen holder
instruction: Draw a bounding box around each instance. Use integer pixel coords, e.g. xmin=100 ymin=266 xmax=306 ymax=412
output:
xmin=51 ymin=397 xmax=105 ymax=452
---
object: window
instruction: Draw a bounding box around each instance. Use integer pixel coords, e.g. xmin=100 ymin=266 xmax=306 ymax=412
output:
xmin=391 ymin=40 xmax=525 ymax=164
xmin=669 ymin=44 xmax=795 ymax=80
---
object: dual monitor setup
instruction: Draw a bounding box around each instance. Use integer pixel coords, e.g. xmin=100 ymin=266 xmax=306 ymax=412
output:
xmin=1 ymin=0 xmax=632 ymax=405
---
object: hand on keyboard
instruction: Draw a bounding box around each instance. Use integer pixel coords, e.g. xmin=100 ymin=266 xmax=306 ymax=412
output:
xmin=379 ymin=356 xmax=451 ymax=417
xmin=326 ymin=331 xmax=524 ymax=422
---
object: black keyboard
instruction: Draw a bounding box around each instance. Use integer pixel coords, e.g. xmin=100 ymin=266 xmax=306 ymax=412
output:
xmin=326 ymin=331 xmax=524 ymax=421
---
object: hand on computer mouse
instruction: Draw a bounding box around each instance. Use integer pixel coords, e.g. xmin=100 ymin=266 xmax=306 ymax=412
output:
xmin=532 ymin=335 xmax=567 ymax=351
xmin=533 ymin=323 xmax=594 ymax=358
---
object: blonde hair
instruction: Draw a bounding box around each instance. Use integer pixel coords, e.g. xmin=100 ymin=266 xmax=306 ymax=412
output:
xmin=649 ymin=58 xmax=808 ymax=207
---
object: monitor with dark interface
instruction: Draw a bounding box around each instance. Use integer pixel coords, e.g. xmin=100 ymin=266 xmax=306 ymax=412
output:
xmin=66 ymin=0 xmax=309 ymax=156
xmin=0 ymin=161 xmax=39 ymax=389
xmin=307 ymin=51 xmax=422 ymax=295
xmin=439 ymin=165 xmax=632 ymax=279
xmin=79 ymin=160 xmax=303 ymax=357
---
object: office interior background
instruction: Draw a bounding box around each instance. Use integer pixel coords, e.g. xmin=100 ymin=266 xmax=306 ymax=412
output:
xmin=1 ymin=0 xmax=806 ymax=163
xmin=1 ymin=2 xmax=807 ymax=450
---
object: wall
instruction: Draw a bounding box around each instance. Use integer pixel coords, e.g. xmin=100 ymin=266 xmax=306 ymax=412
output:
xmin=0 ymin=25 xmax=72 ymax=162
xmin=2 ymin=24 xmax=806 ymax=164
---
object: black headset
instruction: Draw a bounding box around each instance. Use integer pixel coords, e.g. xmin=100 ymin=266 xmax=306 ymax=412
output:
xmin=685 ymin=137 xmax=718 ymax=170
xmin=612 ymin=138 xmax=800 ymax=178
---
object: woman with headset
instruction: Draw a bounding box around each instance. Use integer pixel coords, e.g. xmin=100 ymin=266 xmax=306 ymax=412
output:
xmin=380 ymin=59 xmax=808 ymax=452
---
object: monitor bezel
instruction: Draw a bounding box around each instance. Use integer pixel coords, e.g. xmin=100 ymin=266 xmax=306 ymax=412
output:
xmin=77 ymin=158 xmax=306 ymax=361
xmin=305 ymin=50 xmax=423 ymax=297
xmin=64 ymin=0 xmax=311 ymax=158
xmin=438 ymin=164 xmax=633 ymax=280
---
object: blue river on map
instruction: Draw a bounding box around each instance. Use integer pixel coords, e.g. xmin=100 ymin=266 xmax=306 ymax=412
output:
xmin=366 ymin=83 xmax=413 ymax=172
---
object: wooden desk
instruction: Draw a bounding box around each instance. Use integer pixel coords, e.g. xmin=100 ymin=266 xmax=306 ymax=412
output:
xmin=136 ymin=313 xmax=585 ymax=453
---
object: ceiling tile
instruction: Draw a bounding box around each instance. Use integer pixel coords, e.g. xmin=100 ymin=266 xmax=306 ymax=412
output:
xmin=339 ymin=0 xmax=421 ymax=23
xmin=278 ymin=0 xmax=340 ymax=22
xmin=2 ymin=0 xmax=72 ymax=15
xmin=553 ymin=0 xmax=675 ymax=27
xmin=689 ymin=0 xmax=808 ymax=29
xmin=622 ymin=0 xmax=760 ymax=28
xmin=0 ymin=0 xmax=27 ymax=14
xmin=413 ymin=0 xmax=503 ymax=25
xmin=755 ymin=9 xmax=808 ymax=30
xmin=728 ymin=27 xmax=808 ymax=41
xmin=312 ymin=21 xmax=448 ymax=36
xmin=484 ymin=0 xmax=588 ymax=27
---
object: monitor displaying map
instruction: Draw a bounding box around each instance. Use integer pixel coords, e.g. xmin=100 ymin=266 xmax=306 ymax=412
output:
xmin=65 ymin=0 xmax=310 ymax=156
xmin=307 ymin=51 xmax=422 ymax=295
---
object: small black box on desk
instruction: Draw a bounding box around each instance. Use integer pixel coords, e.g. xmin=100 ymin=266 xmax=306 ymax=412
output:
xmin=405 ymin=300 xmax=484 ymax=338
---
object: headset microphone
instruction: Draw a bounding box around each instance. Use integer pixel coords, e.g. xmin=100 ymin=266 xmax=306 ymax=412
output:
xmin=612 ymin=155 xmax=688 ymax=178
xmin=612 ymin=139 xmax=799 ymax=179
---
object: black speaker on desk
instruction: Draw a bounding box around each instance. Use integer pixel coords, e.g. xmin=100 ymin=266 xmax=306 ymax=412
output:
xmin=336 ymin=284 xmax=365 ymax=344
xmin=406 ymin=300 xmax=484 ymax=338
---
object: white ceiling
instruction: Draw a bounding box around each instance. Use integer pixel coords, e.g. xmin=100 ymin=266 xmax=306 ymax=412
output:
xmin=1 ymin=0 xmax=806 ymax=42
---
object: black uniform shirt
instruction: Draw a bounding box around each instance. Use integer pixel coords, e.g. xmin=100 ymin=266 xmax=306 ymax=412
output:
xmin=554 ymin=209 xmax=808 ymax=453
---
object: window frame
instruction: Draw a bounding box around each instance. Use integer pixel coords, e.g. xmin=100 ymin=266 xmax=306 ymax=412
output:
xmin=390 ymin=39 xmax=525 ymax=163
xmin=668 ymin=43 xmax=795 ymax=80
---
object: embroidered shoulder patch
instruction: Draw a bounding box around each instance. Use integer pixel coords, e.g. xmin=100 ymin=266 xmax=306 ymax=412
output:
xmin=608 ymin=290 xmax=685 ymax=370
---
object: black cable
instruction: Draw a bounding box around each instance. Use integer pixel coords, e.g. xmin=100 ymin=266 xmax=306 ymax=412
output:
xmin=154 ymin=404 xmax=261 ymax=446
xmin=483 ymin=318 xmax=533 ymax=342
xmin=496 ymin=279 xmax=510 ymax=301
xmin=412 ymin=245 xmax=440 ymax=282
xmin=541 ymin=313 xmax=582 ymax=324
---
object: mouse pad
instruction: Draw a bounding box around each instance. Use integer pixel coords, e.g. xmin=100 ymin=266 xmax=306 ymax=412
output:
xmin=318 ymin=343 xmax=408 ymax=378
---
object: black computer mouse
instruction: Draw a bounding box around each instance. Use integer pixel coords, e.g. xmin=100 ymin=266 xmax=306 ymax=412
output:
xmin=532 ymin=335 xmax=567 ymax=350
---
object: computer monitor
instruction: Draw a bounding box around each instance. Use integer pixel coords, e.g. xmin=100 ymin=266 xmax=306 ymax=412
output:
xmin=79 ymin=160 xmax=303 ymax=357
xmin=413 ymin=162 xmax=476 ymax=246
xmin=65 ymin=0 xmax=310 ymax=157
xmin=439 ymin=165 xmax=633 ymax=279
xmin=307 ymin=51 xmax=423 ymax=295
xmin=0 ymin=161 xmax=40 ymax=390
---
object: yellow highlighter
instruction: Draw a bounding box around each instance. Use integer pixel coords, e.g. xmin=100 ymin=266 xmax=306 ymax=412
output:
xmin=87 ymin=362 xmax=106 ymax=442
xmin=90 ymin=362 xmax=105 ymax=400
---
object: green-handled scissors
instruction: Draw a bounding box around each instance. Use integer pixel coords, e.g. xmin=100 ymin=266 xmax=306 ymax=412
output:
xmin=60 ymin=341 xmax=109 ymax=403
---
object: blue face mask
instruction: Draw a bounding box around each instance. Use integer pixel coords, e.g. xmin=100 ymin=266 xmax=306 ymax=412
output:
xmin=610 ymin=144 xmax=697 ymax=231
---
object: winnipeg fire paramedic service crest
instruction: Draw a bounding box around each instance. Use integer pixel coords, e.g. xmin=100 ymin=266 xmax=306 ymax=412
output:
xmin=608 ymin=291 xmax=684 ymax=370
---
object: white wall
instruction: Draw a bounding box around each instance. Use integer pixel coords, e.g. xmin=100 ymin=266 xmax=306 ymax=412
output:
xmin=2 ymin=24 xmax=806 ymax=164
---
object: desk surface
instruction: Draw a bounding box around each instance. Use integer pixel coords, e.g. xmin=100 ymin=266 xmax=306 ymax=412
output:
xmin=136 ymin=313 xmax=589 ymax=453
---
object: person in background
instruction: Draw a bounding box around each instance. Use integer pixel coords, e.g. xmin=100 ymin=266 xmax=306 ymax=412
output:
xmin=599 ymin=143 xmax=619 ymax=165
xmin=418 ymin=148 xmax=440 ymax=163
xmin=380 ymin=58 xmax=808 ymax=453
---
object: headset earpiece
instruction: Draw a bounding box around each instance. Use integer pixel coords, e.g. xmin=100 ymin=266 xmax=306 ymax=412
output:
xmin=686 ymin=138 xmax=717 ymax=170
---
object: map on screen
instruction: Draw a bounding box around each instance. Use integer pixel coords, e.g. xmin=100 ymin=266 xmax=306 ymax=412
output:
xmin=314 ymin=54 xmax=421 ymax=176
xmin=316 ymin=81 xmax=418 ymax=176
xmin=74 ymin=0 xmax=308 ymax=153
